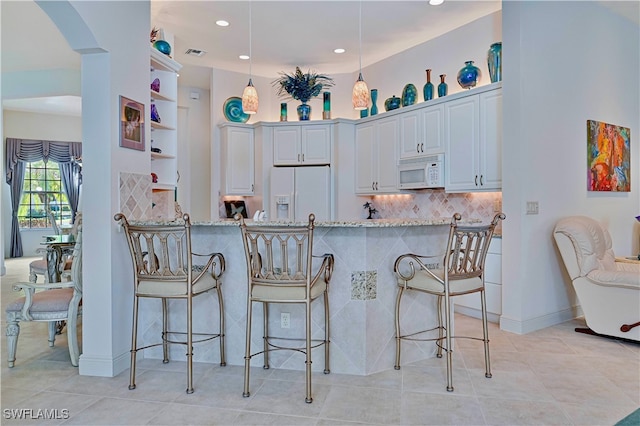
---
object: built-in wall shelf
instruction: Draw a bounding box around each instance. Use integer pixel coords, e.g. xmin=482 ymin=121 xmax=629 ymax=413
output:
xmin=151 ymin=152 xmax=176 ymax=160
xmin=150 ymin=121 xmax=175 ymax=131
xmin=152 ymin=183 xmax=175 ymax=191
xmin=150 ymin=90 xmax=175 ymax=103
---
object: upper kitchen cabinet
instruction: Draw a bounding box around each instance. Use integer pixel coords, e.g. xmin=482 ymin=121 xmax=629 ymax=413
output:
xmin=150 ymin=48 xmax=181 ymax=191
xmin=220 ymin=123 xmax=255 ymax=196
xmin=399 ymin=103 xmax=444 ymax=159
xmin=445 ymin=85 xmax=502 ymax=192
xmin=355 ymin=116 xmax=398 ymax=194
xmin=273 ymin=122 xmax=332 ymax=166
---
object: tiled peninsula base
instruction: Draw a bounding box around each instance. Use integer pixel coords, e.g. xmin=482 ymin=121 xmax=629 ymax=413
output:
xmin=134 ymin=220 xmax=451 ymax=376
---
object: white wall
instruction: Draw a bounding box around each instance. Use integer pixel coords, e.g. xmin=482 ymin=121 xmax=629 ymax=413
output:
xmin=501 ymin=1 xmax=639 ymax=333
xmin=2 ymin=110 xmax=82 ymax=258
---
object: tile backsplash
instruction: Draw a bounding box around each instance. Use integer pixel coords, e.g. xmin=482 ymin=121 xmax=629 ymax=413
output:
xmin=119 ymin=172 xmax=153 ymax=220
xmin=368 ymin=190 xmax=503 ymax=228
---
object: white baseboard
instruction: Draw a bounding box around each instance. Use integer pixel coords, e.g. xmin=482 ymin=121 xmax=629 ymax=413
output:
xmin=78 ymin=351 xmax=131 ymax=377
xmin=454 ymin=305 xmax=500 ymax=323
xmin=499 ymin=306 xmax=580 ymax=334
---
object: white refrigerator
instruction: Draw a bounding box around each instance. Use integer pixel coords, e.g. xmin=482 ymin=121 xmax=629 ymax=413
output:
xmin=270 ymin=166 xmax=331 ymax=221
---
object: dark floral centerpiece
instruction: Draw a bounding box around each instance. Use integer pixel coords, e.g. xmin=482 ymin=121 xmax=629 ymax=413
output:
xmin=273 ymin=67 xmax=334 ymax=120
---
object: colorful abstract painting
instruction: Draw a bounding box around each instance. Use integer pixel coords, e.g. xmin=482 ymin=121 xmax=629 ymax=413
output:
xmin=587 ymin=120 xmax=630 ymax=192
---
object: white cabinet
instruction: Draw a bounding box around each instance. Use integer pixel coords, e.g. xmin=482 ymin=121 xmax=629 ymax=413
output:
xmin=220 ymin=124 xmax=255 ymax=196
xmin=273 ymin=123 xmax=331 ymax=166
xmin=399 ymin=103 xmax=444 ymax=159
xmin=150 ymin=48 xmax=181 ymax=192
xmin=355 ymin=116 xmax=398 ymax=194
xmin=445 ymin=87 xmax=502 ymax=192
xmin=454 ymin=237 xmax=502 ymax=323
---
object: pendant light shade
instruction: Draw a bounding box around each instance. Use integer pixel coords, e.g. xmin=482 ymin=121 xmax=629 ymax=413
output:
xmin=241 ymin=1 xmax=258 ymax=114
xmin=242 ymin=78 xmax=258 ymax=114
xmin=352 ymin=0 xmax=370 ymax=110
xmin=352 ymin=73 xmax=369 ymax=110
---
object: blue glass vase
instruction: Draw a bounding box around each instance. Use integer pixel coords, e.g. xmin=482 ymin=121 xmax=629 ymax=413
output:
xmin=384 ymin=96 xmax=401 ymax=111
xmin=370 ymin=89 xmax=379 ymax=116
xmin=437 ymin=74 xmax=448 ymax=98
xmin=402 ymin=83 xmax=417 ymax=107
xmin=423 ymin=69 xmax=434 ymax=101
xmin=323 ymin=92 xmax=331 ymax=119
xmin=360 ymin=108 xmax=369 ymax=118
xmin=152 ymin=40 xmax=171 ymax=56
xmin=457 ymin=60 xmax=481 ymax=89
xmin=297 ymin=103 xmax=311 ymax=121
xmin=487 ymin=42 xmax=502 ymax=83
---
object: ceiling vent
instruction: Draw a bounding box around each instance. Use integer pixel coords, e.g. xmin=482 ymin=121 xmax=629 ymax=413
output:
xmin=185 ymin=49 xmax=206 ymax=57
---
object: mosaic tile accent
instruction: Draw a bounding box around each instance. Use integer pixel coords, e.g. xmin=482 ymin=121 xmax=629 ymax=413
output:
xmin=351 ymin=270 xmax=377 ymax=300
xmin=119 ymin=172 xmax=152 ymax=220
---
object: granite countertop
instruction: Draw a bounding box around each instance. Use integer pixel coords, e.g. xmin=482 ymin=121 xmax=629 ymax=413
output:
xmin=129 ymin=217 xmax=481 ymax=228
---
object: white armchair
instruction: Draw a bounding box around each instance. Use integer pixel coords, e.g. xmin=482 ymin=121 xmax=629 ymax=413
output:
xmin=553 ymin=216 xmax=640 ymax=342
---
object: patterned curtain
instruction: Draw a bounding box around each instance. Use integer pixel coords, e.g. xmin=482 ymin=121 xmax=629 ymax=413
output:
xmin=5 ymin=138 xmax=82 ymax=257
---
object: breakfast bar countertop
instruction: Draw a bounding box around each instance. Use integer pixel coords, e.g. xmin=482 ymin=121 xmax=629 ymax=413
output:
xmin=131 ymin=217 xmax=482 ymax=227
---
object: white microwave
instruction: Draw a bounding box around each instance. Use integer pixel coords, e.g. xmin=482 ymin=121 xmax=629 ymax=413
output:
xmin=397 ymin=154 xmax=445 ymax=189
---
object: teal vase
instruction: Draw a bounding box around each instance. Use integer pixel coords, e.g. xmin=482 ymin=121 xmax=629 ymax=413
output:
xmin=402 ymin=83 xmax=417 ymax=106
xmin=457 ymin=60 xmax=481 ymax=89
xmin=323 ymin=92 xmax=331 ymax=119
xmin=487 ymin=42 xmax=502 ymax=83
xmin=370 ymin=89 xmax=379 ymax=116
xmin=423 ymin=69 xmax=434 ymax=101
xmin=297 ymin=103 xmax=311 ymax=121
xmin=360 ymin=108 xmax=369 ymax=118
xmin=384 ymin=96 xmax=401 ymax=111
xmin=437 ymin=74 xmax=448 ymax=97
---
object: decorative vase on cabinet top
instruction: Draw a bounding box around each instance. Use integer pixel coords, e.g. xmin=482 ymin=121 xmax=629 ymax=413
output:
xmin=370 ymin=89 xmax=379 ymax=116
xmin=152 ymin=40 xmax=171 ymax=56
xmin=423 ymin=69 xmax=434 ymax=101
xmin=487 ymin=42 xmax=502 ymax=83
xmin=401 ymin=84 xmax=417 ymax=107
xmin=437 ymin=75 xmax=448 ymax=98
xmin=297 ymin=103 xmax=311 ymax=121
xmin=384 ymin=96 xmax=401 ymax=111
xmin=457 ymin=60 xmax=481 ymax=89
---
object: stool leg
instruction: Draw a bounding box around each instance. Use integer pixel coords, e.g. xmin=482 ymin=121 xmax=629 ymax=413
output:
xmin=243 ymin=299 xmax=253 ymax=398
xmin=323 ymin=291 xmax=330 ymax=374
xmin=394 ymin=286 xmax=404 ymax=370
xmin=305 ymin=299 xmax=312 ymax=403
xmin=129 ymin=296 xmax=139 ymax=390
xmin=480 ymin=289 xmax=492 ymax=379
xmin=216 ymin=284 xmax=226 ymax=367
xmin=443 ymin=292 xmax=454 ymax=392
xmin=162 ymin=298 xmax=169 ymax=363
xmin=186 ymin=295 xmax=194 ymax=394
xmin=263 ymin=302 xmax=269 ymax=369
xmin=6 ymin=320 xmax=20 ymax=368
xmin=48 ymin=321 xmax=56 ymax=347
xmin=436 ymin=295 xmax=444 ymax=358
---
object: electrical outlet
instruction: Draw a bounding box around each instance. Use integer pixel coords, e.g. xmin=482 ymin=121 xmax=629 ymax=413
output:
xmin=280 ymin=312 xmax=290 ymax=329
xmin=526 ymin=201 xmax=539 ymax=215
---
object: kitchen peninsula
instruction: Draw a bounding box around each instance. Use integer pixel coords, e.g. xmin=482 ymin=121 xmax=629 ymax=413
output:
xmin=133 ymin=218 xmax=456 ymax=376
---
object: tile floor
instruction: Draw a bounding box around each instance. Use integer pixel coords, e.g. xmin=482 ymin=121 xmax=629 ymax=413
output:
xmin=1 ymin=257 xmax=638 ymax=425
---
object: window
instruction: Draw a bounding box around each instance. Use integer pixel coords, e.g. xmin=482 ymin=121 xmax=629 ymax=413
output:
xmin=18 ymin=160 xmax=72 ymax=229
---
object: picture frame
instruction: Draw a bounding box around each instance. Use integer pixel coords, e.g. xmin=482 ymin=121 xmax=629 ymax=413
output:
xmin=224 ymin=200 xmax=248 ymax=218
xmin=119 ymin=96 xmax=145 ymax=151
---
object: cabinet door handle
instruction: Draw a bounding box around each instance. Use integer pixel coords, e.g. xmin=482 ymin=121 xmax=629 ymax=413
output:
xmin=298 ymin=154 xmax=301 ymax=162
xmin=251 ymin=184 xmax=254 ymax=192
xmin=372 ymin=182 xmax=375 ymax=190
xmin=375 ymin=182 xmax=379 ymax=191
xmin=416 ymin=144 xmax=420 ymax=153
xmin=302 ymin=153 xmax=305 ymax=162
xmin=475 ymin=175 xmax=478 ymax=186
xmin=480 ymin=175 xmax=484 ymax=186
xmin=421 ymin=143 xmax=424 ymax=152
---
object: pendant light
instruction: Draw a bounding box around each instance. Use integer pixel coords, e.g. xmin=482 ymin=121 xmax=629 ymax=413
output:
xmin=242 ymin=1 xmax=258 ymax=114
xmin=352 ymin=0 xmax=369 ymax=110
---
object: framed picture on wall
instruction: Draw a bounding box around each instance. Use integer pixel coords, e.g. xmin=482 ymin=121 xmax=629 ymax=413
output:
xmin=587 ymin=119 xmax=630 ymax=192
xmin=119 ymin=96 xmax=145 ymax=151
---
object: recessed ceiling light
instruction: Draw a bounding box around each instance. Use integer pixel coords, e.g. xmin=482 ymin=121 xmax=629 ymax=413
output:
xmin=429 ymin=0 xmax=444 ymax=5
xmin=216 ymin=20 xmax=229 ymax=27
xmin=334 ymin=48 xmax=346 ymax=54
xmin=239 ymin=55 xmax=250 ymax=60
